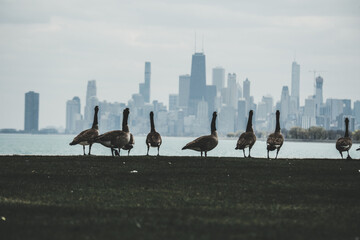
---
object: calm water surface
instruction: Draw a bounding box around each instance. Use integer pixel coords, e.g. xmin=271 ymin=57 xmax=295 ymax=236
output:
xmin=0 ymin=134 xmax=358 ymax=159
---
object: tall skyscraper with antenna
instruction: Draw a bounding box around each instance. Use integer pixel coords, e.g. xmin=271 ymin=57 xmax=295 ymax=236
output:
xmin=188 ymin=34 xmax=206 ymax=115
xmin=188 ymin=52 xmax=206 ymax=115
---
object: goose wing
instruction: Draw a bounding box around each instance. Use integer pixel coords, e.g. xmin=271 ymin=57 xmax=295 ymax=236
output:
xmin=236 ymin=132 xmax=256 ymax=149
xmin=70 ymin=128 xmax=99 ymax=145
xmin=122 ymin=134 xmax=135 ymax=150
xmin=95 ymin=130 xmax=130 ymax=148
xmin=267 ymin=132 xmax=284 ymax=148
xmin=182 ymin=135 xmax=218 ymax=151
xmin=336 ymin=137 xmax=352 ymax=151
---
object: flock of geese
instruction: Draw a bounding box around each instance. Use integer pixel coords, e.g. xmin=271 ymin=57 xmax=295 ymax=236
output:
xmin=70 ymin=106 xmax=359 ymax=159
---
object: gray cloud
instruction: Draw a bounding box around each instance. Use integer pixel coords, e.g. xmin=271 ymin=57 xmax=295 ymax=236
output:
xmin=0 ymin=0 xmax=359 ymax=129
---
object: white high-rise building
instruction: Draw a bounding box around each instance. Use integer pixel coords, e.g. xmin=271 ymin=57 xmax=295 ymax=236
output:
xmin=280 ymin=86 xmax=290 ymax=123
xmin=227 ymin=73 xmax=238 ymax=109
xmin=243 ymin=78 xmax=250 ymax=111
xmin=212 ymin=67 xmax=225 ymax=93
xmin=84 ymin=80 xmax=98 ymax=127
xmin=66 ymin=97 xmax=82 ymax=134
xmin=291 ymin=61 xmax=300 ymax=110
xmin=315 ymin=76 xmax=324 ymax=116
xmin=302 ymin=97 xmax=316 ymax=128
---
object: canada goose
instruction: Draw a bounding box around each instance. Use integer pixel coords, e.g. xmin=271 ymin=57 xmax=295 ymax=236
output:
xmin=235 ymin=110 xmax=256 ymax=158
xmin=95 ymin=108 xmax=130 ymax=157
xmin=182 ymin=111 xmax=218 ymax=157
xmin=69 ymin=106 xmax=99 ymax=155
xmin=146 ymin=111 xmax=162 ymax=156
xmin=266 ymin=110 xmax=284 ymax=159
xmin=122 ymin=133 xmax=135 ymax=156
xmin=336 ymin=118 xmax=352 ymax=159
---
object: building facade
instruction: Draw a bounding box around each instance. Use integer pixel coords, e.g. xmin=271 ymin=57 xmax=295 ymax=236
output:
xmin=24 ymin=91 xmax=39 ymax=132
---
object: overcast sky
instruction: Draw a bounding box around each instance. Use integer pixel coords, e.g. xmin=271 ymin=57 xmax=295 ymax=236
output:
xmin=0 ymin=0 xmax=359 ymax=130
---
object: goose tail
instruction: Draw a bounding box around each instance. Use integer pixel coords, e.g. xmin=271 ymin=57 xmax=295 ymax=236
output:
xmin=357 ymin=147 xmax=360 ymax=151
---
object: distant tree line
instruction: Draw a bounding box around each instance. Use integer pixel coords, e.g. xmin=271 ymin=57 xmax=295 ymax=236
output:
xmin=228 ymin=127 xmax=360 ymax=141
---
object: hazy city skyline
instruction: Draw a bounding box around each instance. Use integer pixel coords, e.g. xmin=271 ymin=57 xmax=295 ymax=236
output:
xmin=0 ymin=0 xmax=359 ymax=129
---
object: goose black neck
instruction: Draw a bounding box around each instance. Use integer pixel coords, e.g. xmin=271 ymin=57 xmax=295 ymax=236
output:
xmin=275 ymin=112 xmax=281 ymax=132
xmin=92 ymin=109 xmax=99 ymax=129
xmin=150 ymin=113 xmax=155 ymax=132
xmin=345 ymin=120 xmax=349 ymax=137
xmin=211 ymin=114 xmax=217 ymax=133
xmin=246 ymin=112 xmax=253 ymax=132
xmin=122 ymin=110 xmax=129 ymax=131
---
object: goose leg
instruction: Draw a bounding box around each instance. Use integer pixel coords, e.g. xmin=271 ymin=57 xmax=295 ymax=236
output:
xmin=118 ymin=148 xmax=121 ymax=156
xmin=243 ymin=149 xmax=246 ymax=158
xmin=339 ymin=151 xmax=343 ymax=159
xmin=157 ymin=146 xmax=160 ymax=156
xmin=88 ymin=144 xmax=92 ymax=155
xmin=111 ymin=148 xmax=114 ymax=157
xmin=347 ymin=151 xmax=352 ymax=160
xmin=128 ymin=149 xmax=130 ymax=156
xmin=267 ymin=150 xmax=270 ymax=159
xmin=275 ymin=148 xmax=280 ymax=159
xmin=248 ymin=147 xmax=252 ymax=158
xmin=83 ymin=145 xmax=86 ymax=155
xmin=147 ymin=145 xmax=150 ymax=156
xmin=205 ymin=151 xmax=207 ymax=157
xmin=201 ymin=151 xmax=203 ymax=157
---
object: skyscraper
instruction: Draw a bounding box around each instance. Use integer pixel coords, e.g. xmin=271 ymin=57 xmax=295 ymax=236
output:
xmin=24 ymin=91 xmax=39 ymax=132
xmin=237 ymin=99 xmax=246 ymax=131
xmin=205 ymin=85 xmax=217 ymax=118
xmin=291 ymin=61 xmax=300 ymax=109
xmin=315 ymin=76 xmax=323 ymax=116
xmin=189 ymin=52 xmax=206 ymax=115
xmin=227 ymin=73 xmax=238 ymax=109
xmin=280 ymin=86 xmax=290 ymax=123
xmin=354 ymin=101 xmax=360 ymax=124
xmin=169 ymin=94 xmax=178 ymax=111
xmin=84 ymin=80 xmax=98 ymax=127
xmin=178 ymin=74 xmax=190 ymax=108
xmin=243 ymin=78 xmax=250 ymax=111
xmin=212 ymin=67 xmax=225 ymax=93
xmin=66 ymin=97 xmax=81 ymax=134
xmin=139 ymin=62 xmax=151 ymax=103
xmin=243 ymin=78 xmax=250 ymax=101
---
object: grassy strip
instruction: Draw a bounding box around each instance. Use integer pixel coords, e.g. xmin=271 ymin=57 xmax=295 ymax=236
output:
xmin=0 ymin=156 xmax=359 ymax=240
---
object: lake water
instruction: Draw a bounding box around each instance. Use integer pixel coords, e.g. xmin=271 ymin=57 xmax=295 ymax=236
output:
xmin=0 ymin=134 xmax=359 ymax=159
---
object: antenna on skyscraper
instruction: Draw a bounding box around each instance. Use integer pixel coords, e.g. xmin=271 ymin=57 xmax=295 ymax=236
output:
xmin=194 ymin=32 xmax=197 ymax=53
xmin=202 ymin=34 xmax=204 ymax=53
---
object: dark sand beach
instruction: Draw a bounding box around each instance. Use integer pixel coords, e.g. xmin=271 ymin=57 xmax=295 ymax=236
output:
xmin=0 ymin=155 xmax=359 ymax=239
